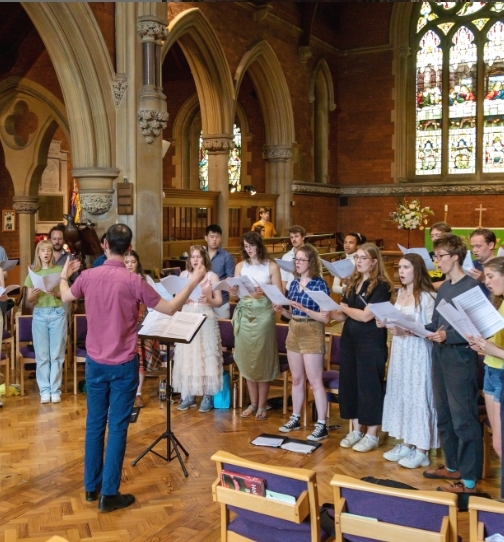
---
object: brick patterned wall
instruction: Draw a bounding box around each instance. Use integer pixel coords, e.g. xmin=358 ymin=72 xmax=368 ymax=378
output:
xmin=88 ymin=3 xmax=115 ymax=69
xmin=292 ymin=194 xmax=338 ymax=236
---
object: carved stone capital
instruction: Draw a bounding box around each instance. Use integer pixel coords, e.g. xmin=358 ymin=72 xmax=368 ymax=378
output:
xmin=12 ymin=196 xmax=39 ymax=214
xmin=398 ymin=46 xmax=411 ymax=59
xmin=113 ymin=75 xmax=128 ymax=108
xmin=262 ymin=145 xmax=292 ymax=162
xmin=201 ymin=136 xmax=234 ymax=153
xmin=299 ymin=46 xmax=312 ymax=64
xmin=80 ymin=194 xmax=113 ymax=216
xmin=137 ymin=19 xmax=168 ymax=42
xmin=138 ymin=109 xmax=169 ymax=144
xmin=292 ymin=183 xmax=339 ymax=196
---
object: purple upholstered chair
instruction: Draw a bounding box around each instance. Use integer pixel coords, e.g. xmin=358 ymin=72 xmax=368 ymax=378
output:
xmin=331 ymin=474 xmax=458 ymax=542
xmin=275 ymin=323 xmax=290 ymax=415
xmin=15 ymin=314 xmax=36 ymax=396
xmin=469 ymin=496 xmax=504 ymax=542
xmin=73 ymin=314 xmax=87 ymax=395
xmin=212 ymin=450 xmax=330 ymax=542
xmin=2 ymin=327 xmax=13 ymax=397
xmin=218 ymin=319 xmax=235 ymax=397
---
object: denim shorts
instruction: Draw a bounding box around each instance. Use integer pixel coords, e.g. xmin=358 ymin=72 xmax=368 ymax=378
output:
xmin=483 ymin=365 xmax=502 ymax=402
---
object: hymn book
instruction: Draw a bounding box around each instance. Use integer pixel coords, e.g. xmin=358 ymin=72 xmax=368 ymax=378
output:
xmin=139 ymin=310 xmax=207 ymax=343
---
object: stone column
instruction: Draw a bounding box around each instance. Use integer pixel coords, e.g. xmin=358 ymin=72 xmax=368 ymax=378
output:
xmin=263 ymin=145 xmax=292 ymax=235
xmin=12 ymin=196 xmax=39 ymax=284
xmin=71 ymin=167 xmax=120 ymax=218
xmin=202 ymin=136 xmax=234 ymax=246
xmin=393 ymin=46 xmax=411 ymax=183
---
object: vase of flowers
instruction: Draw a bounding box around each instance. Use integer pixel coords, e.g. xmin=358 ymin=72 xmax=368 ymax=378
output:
xmin=389 ymin=198 xmax=434 ymax=247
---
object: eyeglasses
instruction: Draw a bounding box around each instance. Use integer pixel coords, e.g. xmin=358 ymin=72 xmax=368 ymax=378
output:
xmin=293 ymin=258 xmax=309 ymax=263
xmin=354 ymin=256 xmax=369 ymax=261
xmin=432 ymin=253 xmax=452 ymax=261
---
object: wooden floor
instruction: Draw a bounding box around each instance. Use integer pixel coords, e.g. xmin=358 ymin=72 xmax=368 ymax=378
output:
xmin=0 ymin=376 xmax=501 ymax=542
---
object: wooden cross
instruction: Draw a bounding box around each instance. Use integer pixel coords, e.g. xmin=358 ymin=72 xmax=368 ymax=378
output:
xmin=475 ymin=204 xmax=487 ymax=228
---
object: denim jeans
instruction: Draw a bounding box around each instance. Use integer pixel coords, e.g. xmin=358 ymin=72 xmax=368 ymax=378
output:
xmin=84 ymin=355 xmax=139 ymax=496
xmin=32 ymin=307 xmax=67 ymax=397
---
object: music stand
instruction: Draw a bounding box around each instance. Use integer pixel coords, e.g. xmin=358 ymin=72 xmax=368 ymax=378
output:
xmin=131 ymin=314 xmax=207 ymax=477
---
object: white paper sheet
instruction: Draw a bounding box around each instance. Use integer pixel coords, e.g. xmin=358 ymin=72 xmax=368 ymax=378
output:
xmin=274 ymin=258 xmax=295 ymax=274
xmin=280 ymin=441 xmax=316 ymax=454
xmin=257 ymin=283 xmax=291 ymax=305
xmin=28 ymin=268 xmax=61 ymax=293
xmin=0 ymin=284 xmax=20 ymax=296
xmin=160 ymin=275 xmax=202 ymax=302
xmin=213 ymin=276 xmax=256 ymax=298
xmin=462 ymin=251 xmax=474 ymax=274
xmin=396 ymin=244 xmax=435 ymax=271
xmin=435 ymin=299 xmax=479 ymax=338
xmin=251 ymin=436 xmax=284 ymax=447
xmin=0 ymin=259 xmax=18 ymax=272
xmin=367 ymin=301 xmax=433 ymax=338
xmin=154 ymin=282 xmax=174 ymax=301
xmin=301 ymin=288 xmax=343 ymax=311
xmin=320 ymin=258 xmax=355 ymax=279
xmin=453 ymin=286 xmax=504 ymax=339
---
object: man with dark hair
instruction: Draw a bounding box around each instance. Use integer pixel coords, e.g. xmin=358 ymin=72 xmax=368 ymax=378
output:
xmin=60 ymin=224 xmax=205 ymax=512
xmin=92 ymin=233 xmax=107 ymax=268
xmin=469 ymin=228 xmax=496 ymax=296
xmin=280 ymin=225 xmax=306 ymax=293
xmin=49 ymin=225 xmax=71 ymax=267
xmin=423 ymin=233 xmax=482 ymax=494
xmin=251 ymin=207 xmax=276 ymax=238
xmin=205 ymin=224 xmax=235 ymax=318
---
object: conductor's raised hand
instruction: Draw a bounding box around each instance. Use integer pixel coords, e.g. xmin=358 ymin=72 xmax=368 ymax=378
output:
xmin=190 ymin=265 xmax=206 ymax=284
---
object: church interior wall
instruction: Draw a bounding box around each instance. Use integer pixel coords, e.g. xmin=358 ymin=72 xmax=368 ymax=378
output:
xmin=88 ymin=2 xmax=116 ymax=69
xmin=292 ymin=193 xmax=338 ymax=235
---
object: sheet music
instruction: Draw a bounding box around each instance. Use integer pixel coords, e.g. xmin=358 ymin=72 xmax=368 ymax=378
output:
xmin=213 ymin=276 xmax=255 ymax=298
xmin=0 ymin=284 xmax=20 ymax=296
xmin=160 ymin=275 xmax=202 ymax=302
xmin=367 ymin=301 xmax=433 ymax=338
xmin=139 ymin=310 xmax=206 ymax=342
xmin=396 ymin=244 xmax=435 ymax=271
xmin=256 ymin=283 xmax=291 ymax=305
xmin=462 ymin=251 xmax=474 ymax=274
xmin=453 ymin=286 xmax=504 ymax=339
xmin=154 ymin=282 xmax=173 ymax=301
xmin=320 ymin=258 xmax=355 ymax=279
xmin=274 ymin=258 xmax=295 ymax=274
xmin=436 ymin=299 xmax=479 ymax=338
xmin=28 ymin=268 xmax=61 ymax=293
xmin=301 ymin=288 xmax=343 ymax=311
xmin=0 ymin=260 xmax=18 ymax=272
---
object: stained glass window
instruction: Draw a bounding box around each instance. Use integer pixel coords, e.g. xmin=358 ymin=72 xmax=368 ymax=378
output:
xmin=413 ymin=3 xmax=504 ymax=177
xmin=198 ymin=124 xmax=242 ymax=191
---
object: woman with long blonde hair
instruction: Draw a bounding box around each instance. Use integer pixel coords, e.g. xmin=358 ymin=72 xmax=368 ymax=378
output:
xmin=330 ymin=243 xmax=393 ymax=452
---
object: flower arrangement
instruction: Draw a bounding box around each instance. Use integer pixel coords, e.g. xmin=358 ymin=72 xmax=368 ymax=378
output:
xmin=389 ymin=198 xmax=434 ymax=230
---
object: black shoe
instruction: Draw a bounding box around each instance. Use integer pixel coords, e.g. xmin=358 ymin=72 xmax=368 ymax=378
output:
xmin=98 ymin=493 xmax=135 ymax=512
xmin=86 ymin=490 xmax=99 ymax=502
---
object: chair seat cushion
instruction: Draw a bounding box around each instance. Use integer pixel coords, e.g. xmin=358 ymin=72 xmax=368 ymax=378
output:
xmin=322 ymin=370 xmax=339 ymax=389
xmin=0 ymin=352 xmax=6 ymax=361
xmin=222 ymin=352 xmax=235 ymax=366
xmin=76 ymin=347 xmax=87 ymax=358
xmin=280 ymin=361 xmax=290 ymax=372
xmin=2 ymin=329 xmax=11 ymax=340
xmin=20 ymin=346 xmax=36 ymax=359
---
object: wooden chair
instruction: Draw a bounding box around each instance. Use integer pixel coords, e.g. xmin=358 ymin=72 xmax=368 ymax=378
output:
xmin=274 ymin=323 xmax=290 ymax=415
xmin=162 ymin=267 xmax=181 ymax=277
xmin=469 ymin=496 xmax=504 ymax=542
xmin=211 ymin=450 xmax=330 ymax=542
xmin=15 ymin=314 xmax=36 ymax=396
xmin=331 ymin=474 xmax=458 ymax=542
xmin=73 ymin=314 xmax=87 ymax=394
xmin=1 ymin=333 xmax=10 ymax=397
xmin=218 ymin=319 xmax=236 ymax=397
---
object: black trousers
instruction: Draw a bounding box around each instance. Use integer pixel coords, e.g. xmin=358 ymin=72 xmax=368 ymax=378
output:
xmin=432 ymin=343 xmax=482 ymax=481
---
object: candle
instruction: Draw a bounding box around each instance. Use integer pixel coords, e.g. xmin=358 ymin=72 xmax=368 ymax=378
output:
xmin=444 ymin=205 xmax=448 ymax=212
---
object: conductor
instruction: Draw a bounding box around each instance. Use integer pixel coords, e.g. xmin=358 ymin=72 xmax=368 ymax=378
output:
xmin=60 ymin=224 xmax=205 ymax=512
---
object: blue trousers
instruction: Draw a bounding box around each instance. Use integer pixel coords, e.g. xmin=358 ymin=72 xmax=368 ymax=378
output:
xmin=84 ymin=355 xmax=139 ymax=496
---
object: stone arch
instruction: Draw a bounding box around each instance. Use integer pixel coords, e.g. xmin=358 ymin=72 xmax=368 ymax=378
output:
xmin=162 ymin=8 xmax=235 ymax=136
xmin=234 ymin=40 xmax=295 ymax=147
xmin=308 ymin=58 xmax=336 ymax=112
xmin=21 ymin=2 xmax=116 ymax=170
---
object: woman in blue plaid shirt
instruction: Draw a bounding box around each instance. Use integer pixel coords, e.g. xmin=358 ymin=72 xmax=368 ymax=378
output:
xmin=275 ymin=244 xmax=330 ymax=441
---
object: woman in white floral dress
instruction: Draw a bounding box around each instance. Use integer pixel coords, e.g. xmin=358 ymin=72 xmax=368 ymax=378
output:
xmin=379 ymin=253 xmax=439 ymax=469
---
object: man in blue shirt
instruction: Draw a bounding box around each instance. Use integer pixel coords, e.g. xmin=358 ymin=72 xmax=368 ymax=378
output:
xmin=469 ymin=228 xmax=496 ymax=298
xmin=205 ymin=224 xmax=235 ymax=318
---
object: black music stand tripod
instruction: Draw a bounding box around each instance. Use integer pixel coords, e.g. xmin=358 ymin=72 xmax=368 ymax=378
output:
xmin=132 ymin=322 xmax=205 ymax=477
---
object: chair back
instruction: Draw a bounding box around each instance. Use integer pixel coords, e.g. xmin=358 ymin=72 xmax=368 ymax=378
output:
xmin=75 ymin=314 xmax=87 ymax=344
xmin=331 ymin=474 xmax=457 ymax=542
xmin=212 ymin=450 xmax=325 ymax=542
xmin=229 ymin=302 xmax=237 ymax=318
xmin=218 ymin=319 xmax=235 ymax=349
xmin=17 ymin=315 xmax=33 ymax=343
xmin=276 ymin=323 xmax=289 ymax=355
xmin=326 ymin=333 xmax=341 ymax=369
xmin=469 ymin=495 xmax=504 ymax=542
xmin=163 ymin=267 xmax=181 ymax=277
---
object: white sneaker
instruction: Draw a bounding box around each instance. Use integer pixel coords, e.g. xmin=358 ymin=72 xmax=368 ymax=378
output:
xmin=51 ymin=395 xmax=62 ymax=404
xmin=398 ymin=448 xmax=430 ymax=469
xmin=40 ymin=394 xmax=51 ymax=404
xmin=352 ymin=434 xmax=379 ymax=453
xmin=383 ymin=444 xmax=413 ymax=462
xmin=340 ymin=431 xmax=364 ymax=448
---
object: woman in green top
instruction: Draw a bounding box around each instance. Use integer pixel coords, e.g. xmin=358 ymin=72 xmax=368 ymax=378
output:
xmin=467 ymin=256 xmax=504 ymax=461
xmin=24 ymin=240 xmax=67 ymax=404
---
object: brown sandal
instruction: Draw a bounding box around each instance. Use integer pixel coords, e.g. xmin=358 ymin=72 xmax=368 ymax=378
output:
xmin=255 ymin=407 xmax=267 ymax=420
xmin=241 ymin=404 xmax=258 ymax=418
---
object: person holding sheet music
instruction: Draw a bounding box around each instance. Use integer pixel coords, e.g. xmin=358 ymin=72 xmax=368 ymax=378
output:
xmin=173 ymin=245 xmax=223 ymax=413
xmin=230 ymin=231 xmax=281 ymax=421
xmin=469 ymin=228 xmax=496 ymax=298
xmin=429 ymin=222 xmax=451 ymax=291
xmin=332 ymin=232 xmax=367 ymax=295
xmin=24 ymin=240 xmax=66 ymax=404
xmin=124 ymin=250 xmax=162 ymax=409
xmin=423 ymin=233 xmax=482 ymax=494
xmin=274 ymin=244 xmax=330 ymax=441
xmin=329 ymin=243 xmax=393 ymax=453
xmin=466 ymin=257 xmax=504 ymax=472
xmin=378 ymin=254 xmax=439 ymax=469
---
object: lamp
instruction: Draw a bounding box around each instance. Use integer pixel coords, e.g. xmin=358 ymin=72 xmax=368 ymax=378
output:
xmin=243 ymin=185 xmax=257 ymax=196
